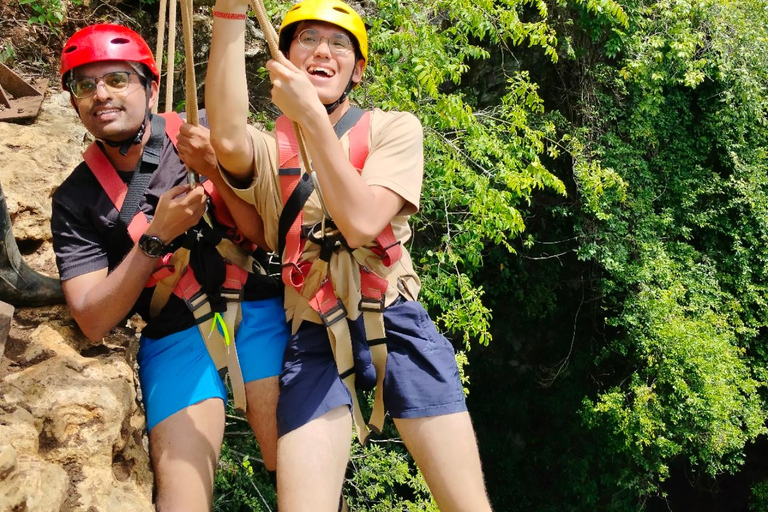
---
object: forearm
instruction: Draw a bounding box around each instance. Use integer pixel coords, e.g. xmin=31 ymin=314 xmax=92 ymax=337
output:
xmin=63 ymin=246 xmax=158 ymax=341
xmin=207 ymin=171 xmax=269 ymax=249
xmin=300 ymin=115 xmax=402 ymax=247
xmin=206 ymin=0 xmax=253 ymax=180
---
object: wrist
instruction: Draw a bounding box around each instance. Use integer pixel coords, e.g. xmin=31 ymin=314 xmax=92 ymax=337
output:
xmin=212 ymin=1 xmax=248 ymax=15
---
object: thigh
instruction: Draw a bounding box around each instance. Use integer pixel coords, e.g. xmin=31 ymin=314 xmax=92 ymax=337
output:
xmin=394 ymin=412 xmax=491 ymax=512
xmin=277 ymin=406 xmax=351 ymax=512
xmin=244 ymin=376 xmax=280 ymax=471
xmin=276 ymin=321 xmax=352 ymax=437
xmin=138 ymin=325 xmax=228 ymax=431
xmin=381 ymin=300 xmax=467 ymax=419
xmin=150 ymin=398 xmax=226 ymax=512
xmin=236 ymin=297 xmax=290 ymax=382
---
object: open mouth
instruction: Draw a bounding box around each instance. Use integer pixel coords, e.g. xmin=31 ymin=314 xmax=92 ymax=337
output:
xmin=308 ymin=65 xmax=335 ymax=78
xmin=93 ymin=107 xmax=122 ymax=118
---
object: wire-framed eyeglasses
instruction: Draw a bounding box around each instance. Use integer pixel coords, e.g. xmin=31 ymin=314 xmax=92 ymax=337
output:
xmin=68 ymin=71 xmax=137 ymax=99
xmin=296 ymin=29 xmax=353 ymax=54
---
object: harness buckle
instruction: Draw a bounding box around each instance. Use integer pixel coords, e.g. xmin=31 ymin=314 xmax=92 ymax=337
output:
xmin=185 ymin=288 xmax=209 ymax=313
xmin=317 ymin=298 xmax=347 ymax=327
xmin=219 ymin=287 xmax=243 ymax=303
xmin=359 ymin=295 xmax=385 ymax=313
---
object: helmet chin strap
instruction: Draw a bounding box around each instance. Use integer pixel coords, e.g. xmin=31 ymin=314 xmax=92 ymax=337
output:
xmin=100 ymin=79 xmax=153 ymax=156
xmin=323 ymin=69 xmax=358 ymax=114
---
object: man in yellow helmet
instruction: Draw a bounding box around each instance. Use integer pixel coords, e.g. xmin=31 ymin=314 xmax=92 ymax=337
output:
xmin=204 ymin=0 xmax=493 ymax=509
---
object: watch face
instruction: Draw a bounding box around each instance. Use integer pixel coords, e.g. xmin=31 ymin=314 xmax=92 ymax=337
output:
xmin=140 ymin=235 xmax=166 ymax=257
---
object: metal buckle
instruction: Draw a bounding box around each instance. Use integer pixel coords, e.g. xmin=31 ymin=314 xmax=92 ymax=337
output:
xmin=185 ymin=288 xmax=209 ymax=312
xmin=219 ymin=286 xmax=243 ymax=303
xmin=359 ymin=295 xmax=385 ymax=313
xmin=318 ymin=299 xmax=347 ymax=327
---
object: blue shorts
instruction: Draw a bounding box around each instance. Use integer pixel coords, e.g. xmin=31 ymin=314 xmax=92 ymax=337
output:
xmin=277 ymin=298 xmax=467 ymax=436
xmin=138 ymin=297 xmax=289 ymax=431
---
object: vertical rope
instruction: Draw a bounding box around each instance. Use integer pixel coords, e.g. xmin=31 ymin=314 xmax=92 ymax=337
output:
xmin=248 ymin=0 xmax=319 ymax=216
xmin=181 ymin=0 xmax=198 ymax=126
xmin=165 ymin=0 xmax=178 ymax=113
xmin=180 ymin=0 xmax=200 ymax=186
xmin=153 ymin=0 xmax=168 ymax=114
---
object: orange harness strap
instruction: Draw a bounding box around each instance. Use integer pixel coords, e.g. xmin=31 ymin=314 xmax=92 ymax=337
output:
xmin=276 ymin=110 xmax=401 ymax=443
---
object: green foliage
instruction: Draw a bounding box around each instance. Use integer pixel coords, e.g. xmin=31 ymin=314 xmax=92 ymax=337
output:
xmin=214 ymin=414 xmax=276 ymax=512
xmin=358 ymin=0 xmax=567 ymax=347
xmin=0 ymin=43 xmax=16 ymax=65
xmin=18 ymin=0 xmax=70 ymax=33
xmin=751 ymin=480 xmax=768 ymax=512
xmin=543 ymin=0 xmax=768 ymax=506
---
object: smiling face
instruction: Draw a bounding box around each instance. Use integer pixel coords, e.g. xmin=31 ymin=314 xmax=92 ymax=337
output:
xmin=287 ymin=21 xmax=365 ymax=106
xmin=71 ymin=60 xmax=157 ymax=142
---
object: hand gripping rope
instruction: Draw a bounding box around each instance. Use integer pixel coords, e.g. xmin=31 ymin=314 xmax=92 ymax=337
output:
xmin=150 ymin=1 xmax=251 ymax=413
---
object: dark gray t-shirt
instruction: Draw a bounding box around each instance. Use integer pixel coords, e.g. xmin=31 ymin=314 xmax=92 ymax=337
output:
xmin=51 ymin=114 xmax=279 ymax=339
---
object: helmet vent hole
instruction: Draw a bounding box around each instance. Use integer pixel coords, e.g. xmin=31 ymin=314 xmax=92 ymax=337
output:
xmin=63 ymin=46 xmax=77 ymax=54
xmin=333 ymin=6 xmax=349 ymax=13
xmin=110 ymin=37 xmax=130 ymax=45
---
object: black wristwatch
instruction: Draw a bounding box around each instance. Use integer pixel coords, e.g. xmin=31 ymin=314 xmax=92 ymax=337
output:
xmin=138 ymin=234 xmax=168 ymax=258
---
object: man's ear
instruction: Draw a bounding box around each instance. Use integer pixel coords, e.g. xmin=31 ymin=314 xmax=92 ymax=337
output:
xmin=148 ymin=80 xmax=159 ymax=110
xmin=352 ymin=58 xmax=365 ymax=84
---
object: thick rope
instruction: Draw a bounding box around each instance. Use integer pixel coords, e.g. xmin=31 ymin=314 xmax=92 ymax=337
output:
xmin=152 ymin=0 xmax=168 ymax=114
xmin=165 ymin=0 xmax=178 ymax=113
xmin=248 ymin=0 xmax=329 ymax=219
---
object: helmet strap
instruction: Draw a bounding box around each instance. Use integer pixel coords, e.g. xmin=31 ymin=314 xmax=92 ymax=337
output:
xmin=323 ymin=72 xmax=357 ymax=115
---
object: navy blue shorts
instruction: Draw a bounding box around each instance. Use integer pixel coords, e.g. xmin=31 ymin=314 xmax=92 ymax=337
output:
xmin=138 ymin=297 xmax=289 ymax=431
xmin=277 ymin=298 xmax=467 ymax=436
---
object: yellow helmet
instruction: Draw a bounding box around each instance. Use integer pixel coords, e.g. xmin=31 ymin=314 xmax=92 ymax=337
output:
xmin=279 ymin=0 xmax=368 ymax=62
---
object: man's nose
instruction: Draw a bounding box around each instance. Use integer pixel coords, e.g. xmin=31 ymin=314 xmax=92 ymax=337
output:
xmin=93 ymin=81 xmax=112 ymax=101
xmin=313 ymin=38 xmax=333 ymax=57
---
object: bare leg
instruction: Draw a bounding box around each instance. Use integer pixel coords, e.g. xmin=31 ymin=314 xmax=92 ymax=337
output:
xmin=150 ymin=397 xmax=226 ymax=512
xmin=244 ymin=376 xmax=280 ymax=472
xmin=276 ymin=406 xmax=352 ymax=512
xmin=395 ymin=412 xmax=492 ymax=512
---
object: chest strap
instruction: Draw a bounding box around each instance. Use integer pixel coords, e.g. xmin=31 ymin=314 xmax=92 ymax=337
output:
xmin=82 ymin=112 xmax=251 ymax=413
xmin=276 ymin=108 xmax=400 ymax=443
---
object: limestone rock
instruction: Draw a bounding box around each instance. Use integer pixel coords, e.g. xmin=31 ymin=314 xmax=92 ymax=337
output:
xmin=0 ymin=93 xmax=154 ymax=511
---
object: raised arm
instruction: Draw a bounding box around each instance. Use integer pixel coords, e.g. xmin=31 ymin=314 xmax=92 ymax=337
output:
xmin=266 ymin=58 xmax=407 ymax=248
xmin=177 ymin=122 xmax=269 ymax=249
xmin=206 ymin=0 xmax=254 ymax=182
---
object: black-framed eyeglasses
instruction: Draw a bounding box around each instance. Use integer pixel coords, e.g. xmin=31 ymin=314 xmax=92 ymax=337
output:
xmin=68 ymin=71 xmax=136 ymax=99
xmin=296 ymin=29 xmax=353 ymax=54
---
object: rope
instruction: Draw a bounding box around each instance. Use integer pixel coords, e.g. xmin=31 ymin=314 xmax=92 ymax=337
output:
xmin=156 ymin=0 xmax=200 ymax=184
xmin=152 ymin=0 xmax=167 ymax=115
xmin=165 ymin=0 xmax=178 ymax=114
xmin=247 ymin=0 xmax=331 ymax=220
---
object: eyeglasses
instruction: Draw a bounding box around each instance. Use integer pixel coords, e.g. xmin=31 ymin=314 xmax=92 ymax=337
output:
xmin=296 ymin=29 xmax=353 ymax=55
xmin=68 ymin=71 xmax=136 ymax=99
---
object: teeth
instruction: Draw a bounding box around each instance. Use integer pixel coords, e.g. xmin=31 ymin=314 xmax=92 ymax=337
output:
xmin=309 ymin=66 xmax=333 ymax=77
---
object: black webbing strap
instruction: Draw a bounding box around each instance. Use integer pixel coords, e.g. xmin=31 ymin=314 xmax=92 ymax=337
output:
xmin=118 ymin=114 xmax=166 ymax=226
xmin=276 ymin=107 xmax=368 ymax=258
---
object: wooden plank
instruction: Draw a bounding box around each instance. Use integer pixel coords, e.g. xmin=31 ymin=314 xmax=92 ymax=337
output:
xmin=0 ymin=62 xmax=42 ymax=98
xmin=0 ymin=79 xmax=48 ymax=122
xmin=0 ymin=84 xmax=10 ymax=108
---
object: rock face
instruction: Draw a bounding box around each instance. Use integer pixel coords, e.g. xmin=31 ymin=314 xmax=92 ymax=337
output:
xmin=0 ymin=92 xmax=154 ymax=511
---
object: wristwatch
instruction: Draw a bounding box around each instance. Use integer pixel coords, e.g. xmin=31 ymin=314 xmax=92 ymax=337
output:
xmin=138 ymin=234 xmax=168 ymax=258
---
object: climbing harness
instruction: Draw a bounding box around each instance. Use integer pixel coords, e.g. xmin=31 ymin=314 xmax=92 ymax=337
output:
xmin=147 ymin=0 xmax=270 ymax=412
xmin=242 ymin=0 xmax=400 ymax=443
xmin=276 ymin=107 xmax=402 ymax=444
xmin=82 ymin=111 xmax=268 ymax=413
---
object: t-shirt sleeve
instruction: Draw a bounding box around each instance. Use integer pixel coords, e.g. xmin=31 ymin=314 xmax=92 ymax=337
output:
xmin=362 ymin=110 xmax=424 ymax=215
xmin=51 ymin=184 xmax=109 ymax=281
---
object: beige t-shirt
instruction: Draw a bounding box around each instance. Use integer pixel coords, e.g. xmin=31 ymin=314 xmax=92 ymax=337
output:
xmin=225 ymin=108 xmax=424 ymax=327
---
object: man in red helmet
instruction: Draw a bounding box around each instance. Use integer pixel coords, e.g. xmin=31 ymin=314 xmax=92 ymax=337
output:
xmin=204 ymin=0 xmax=493 ymax=510
xmin=52 ymin=24 xmax=289 ymax=511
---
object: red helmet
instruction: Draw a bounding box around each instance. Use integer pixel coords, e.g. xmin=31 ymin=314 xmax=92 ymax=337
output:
xmin=60 ymin=24 xmax=159 ymax=88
